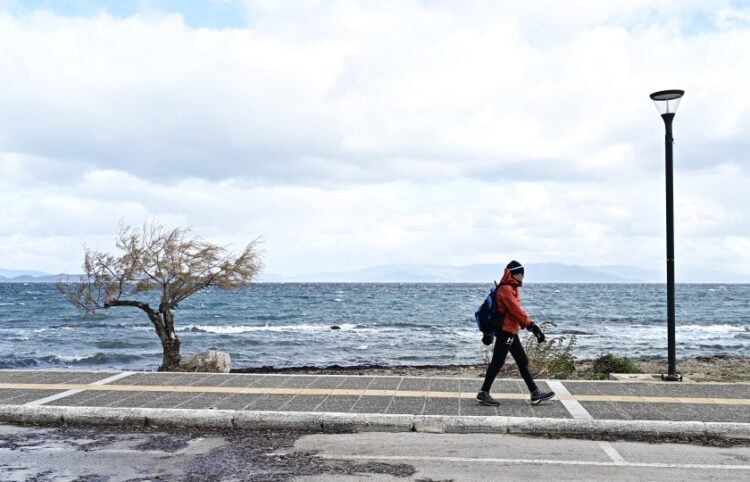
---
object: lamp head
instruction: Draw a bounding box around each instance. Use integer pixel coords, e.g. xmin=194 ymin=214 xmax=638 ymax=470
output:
xmin=650 ymin=89 xmax=685 ymax=116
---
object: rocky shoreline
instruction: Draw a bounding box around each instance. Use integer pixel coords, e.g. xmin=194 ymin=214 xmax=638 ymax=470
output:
xmin=231 ymin=355 xmax=750 ymax=383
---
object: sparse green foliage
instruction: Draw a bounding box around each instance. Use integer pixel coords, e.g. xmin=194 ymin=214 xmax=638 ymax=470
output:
xmin=523 ymin=322 xmax=577 ymax=379
xmin=592 ymin=353 xmax=641 ymax=376
xmin=58 ymin=221 xmax=263 ymax=371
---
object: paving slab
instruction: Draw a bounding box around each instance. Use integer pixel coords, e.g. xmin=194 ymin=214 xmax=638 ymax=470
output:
xmin=281 ymin=394 xmax=329 ymax=412
xmin=178 ymin=373 xmax=236 ymax=386
xmin=208 ymin=393 xmax=265 ymax=411
xmin=8 ymin=390 xmax=68 ymax=405
xmin=0 ymin=371 xmax=38 ymax=383
xmin=367 ymin=377 xmax=403 ymax=390
xmin=2 ymin=371 xmax=750 ymax=441
xmin=217 ymin=375 xmax=266 ymax=387
xmin=427 ymin=379 xmax=461 ymax=392
xmin=423 ymin=397 xmax=459 ymax=416
xmin=109 ymin=373 xmax=188 ymax=386
xmin=351 ymin=395 xmax=392 ymax=414
xmin=306 ymin=376 xmax=347 ymax=389
xmin=563 ymin=381 xmax=750 ymax=399
xmin=341 ymin=377 xmax=374 ymax=389
xmin=280 ymin=376 xmax=323 ymax=388
xmin=248 ymin=375 xmax=295 ymax=388
xmin=106 ymin=392 xmax=171 ymax=408
xmin=386 ymin=396 xmax=426 ymax=415
xmin=141 ymin=392 xmax=204 ymax=409
xmin=397 ymin=378 xmax=431 ymax=391
xmin=54 ymin=372 xmax=120 ymax=384
xmin=50 ymin=390 xmax=113 ymax=407
xmin=249 ymin=394 xmax=297 ymax=411
xmin=316 ymin=395 xmax=361 ymax=413
xmin=174 ymin=392 xmax=232 ymax=410
xmin=580 ymin=401 xmax=750 ymax=424
xmin=528 ymin=401 xmax=574 ymax=419
xmin=459 ymin=399 xmax=502 ymax=417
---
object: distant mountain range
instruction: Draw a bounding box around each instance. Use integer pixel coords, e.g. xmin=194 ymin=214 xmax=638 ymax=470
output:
xmin=3 ymin=263 xmax=748 ymax=284
xmin=261 ymin=263 xmax=749 ymax=283
xmin=0 ymin=268 xmax=76 ymax=283
xmin=257 ymin=263 xmax=661 ymax=283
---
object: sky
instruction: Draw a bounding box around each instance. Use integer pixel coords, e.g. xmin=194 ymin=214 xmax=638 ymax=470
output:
xmin=1 ymin=0 xmax=750 ymax=280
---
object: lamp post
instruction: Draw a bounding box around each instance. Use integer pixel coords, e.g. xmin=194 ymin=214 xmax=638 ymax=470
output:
xmin=649 ymin=89 xmax=684 ymax=382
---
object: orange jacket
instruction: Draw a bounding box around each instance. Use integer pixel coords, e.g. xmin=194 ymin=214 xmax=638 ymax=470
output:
xmin=494 ymin=268 xmax=532 ymax=334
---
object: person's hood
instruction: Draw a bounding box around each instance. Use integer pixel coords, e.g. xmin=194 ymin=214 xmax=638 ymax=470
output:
xmin=500 ymin=268 xmax=521 ymax=287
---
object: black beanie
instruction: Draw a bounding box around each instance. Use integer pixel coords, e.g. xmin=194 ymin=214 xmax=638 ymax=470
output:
xmin=506 ymin=260 xmax=524 ymax=275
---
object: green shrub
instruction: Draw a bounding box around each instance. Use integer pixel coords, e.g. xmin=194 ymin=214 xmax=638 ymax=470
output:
xmin=592 ymin=353 xmax=641 ymax=375
xmin=523 ymin=322 xmax=577 ymax=379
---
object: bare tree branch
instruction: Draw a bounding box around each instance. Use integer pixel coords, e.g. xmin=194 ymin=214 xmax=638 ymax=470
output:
xmin=57 ymin=221 xmax=264 ymax=371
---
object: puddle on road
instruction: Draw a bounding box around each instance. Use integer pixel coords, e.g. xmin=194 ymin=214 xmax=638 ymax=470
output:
xmin=0 ymin=423 xmax=226 ymax=481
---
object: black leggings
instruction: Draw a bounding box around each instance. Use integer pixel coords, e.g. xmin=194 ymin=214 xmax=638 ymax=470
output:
xmin=481 ymin=331 xmax=538 ymax=393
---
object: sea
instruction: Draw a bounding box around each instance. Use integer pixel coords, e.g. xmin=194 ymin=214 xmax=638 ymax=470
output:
xmin=0 ymin=283 xmax=748 ymax=371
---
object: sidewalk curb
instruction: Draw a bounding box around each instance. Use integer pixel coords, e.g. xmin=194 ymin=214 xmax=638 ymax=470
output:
xmin=2 ymin=404 xmax=749 ymax=441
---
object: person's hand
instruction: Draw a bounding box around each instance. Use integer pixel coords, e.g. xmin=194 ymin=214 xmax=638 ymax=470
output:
xmin=482 ymin=333 xmax=494 ymax=346
xmin=528 ymin=322 xmax=546 ymax=343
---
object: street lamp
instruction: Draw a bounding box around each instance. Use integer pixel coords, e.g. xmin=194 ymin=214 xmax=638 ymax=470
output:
xmin=649 ymin=89 xmax=685 ymax=382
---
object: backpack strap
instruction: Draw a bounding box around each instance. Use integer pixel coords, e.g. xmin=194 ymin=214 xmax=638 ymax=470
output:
xmin=490 ymin=281 xmax=498 ymax=314
xmin=492 ymin=281 xmax=504 ymax=317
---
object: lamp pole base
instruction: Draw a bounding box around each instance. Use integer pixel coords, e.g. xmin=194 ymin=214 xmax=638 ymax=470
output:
xmin=661 ymin=373 xmax=683 ymax=382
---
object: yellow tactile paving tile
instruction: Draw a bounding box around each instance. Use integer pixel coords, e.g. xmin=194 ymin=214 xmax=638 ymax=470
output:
xmin=1 ymin=382 xmax=748 ymax=405
xmin=363 ymin=389 xmax=397 ymax=397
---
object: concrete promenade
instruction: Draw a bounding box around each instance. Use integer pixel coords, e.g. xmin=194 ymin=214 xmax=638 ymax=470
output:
xmin=1 ymin=370 xmax=749 ymax=441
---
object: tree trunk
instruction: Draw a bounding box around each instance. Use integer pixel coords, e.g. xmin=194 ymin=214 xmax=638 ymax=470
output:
xmin=160 ymin=337 xmax=182 ymax=371
xmin=104 ymin=298 xmax=183 ymax=371
xmin=158 ymin=308 xmax=182 ymax=371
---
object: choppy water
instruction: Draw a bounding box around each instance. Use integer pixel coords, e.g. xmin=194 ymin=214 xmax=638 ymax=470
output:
xmin=0 ymin=283 xmax=748 ymax=370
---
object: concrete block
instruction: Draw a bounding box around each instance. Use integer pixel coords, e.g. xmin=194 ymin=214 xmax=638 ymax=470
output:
xmin=413 ymin=415 xmax=449 ymax=433
xmin=321 ymin=412 xmax=413 ymax=433
xmin=704 ymin=422 xmax=750 ymax=440
xmin=596 ymin=419 xmax=705 ymax=438
xmin=233 ymin=410 xmax=323 ymax=431
xmin=441 ymin=415 xmax=510 ymax=434
xmin=0 ymin=404 xmax=64 ymax=425
xmin=507 ymin=416 xmax=594 ymax=436
xmin=144 ymin=408 xmax=234 ymax=429
xmin=62 ymin=406 xmax=147 ymax=427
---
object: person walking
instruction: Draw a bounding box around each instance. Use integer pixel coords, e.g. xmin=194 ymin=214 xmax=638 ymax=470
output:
xmin=477 ymin=260 xmax=555 ymax=406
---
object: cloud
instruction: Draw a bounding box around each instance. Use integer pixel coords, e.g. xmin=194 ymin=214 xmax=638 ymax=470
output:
xmin=1 ymin=1 xmax=749 ymax=278
xmin=3 ymin=2 xmax=749 ymax=184
xmin=2 ymin=162 xmax=748 ymax=276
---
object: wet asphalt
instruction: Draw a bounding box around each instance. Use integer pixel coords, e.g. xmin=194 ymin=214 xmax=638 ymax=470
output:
xmin=0 ymin=423 xmax=416 ymax=481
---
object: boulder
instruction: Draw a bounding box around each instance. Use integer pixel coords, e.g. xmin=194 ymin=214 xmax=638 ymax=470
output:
xmin=178 ymin=350 xmax=231 ymax=373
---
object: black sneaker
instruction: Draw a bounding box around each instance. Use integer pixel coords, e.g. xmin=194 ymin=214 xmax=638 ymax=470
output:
xmin=476 ymin=391 xmax=500 ymax=406
xmin=530 ymin=389 xmax=555 ymax=404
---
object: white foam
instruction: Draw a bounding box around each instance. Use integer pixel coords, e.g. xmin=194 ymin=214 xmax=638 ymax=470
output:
xmin=51 ymin=354 xmax=88 ymax=363
xmin=180 ymin=323 xmax=359 ymax=334
xmin=678 ymin=323 xmax=746 ymax=333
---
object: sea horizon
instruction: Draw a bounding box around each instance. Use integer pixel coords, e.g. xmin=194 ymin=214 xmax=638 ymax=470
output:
xmin=1 ymin=282 xmax=748 ymax=371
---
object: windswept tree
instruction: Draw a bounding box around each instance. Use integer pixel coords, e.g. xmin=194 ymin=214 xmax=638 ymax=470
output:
xmin=58 ymin=222 xmax=263 ymax=371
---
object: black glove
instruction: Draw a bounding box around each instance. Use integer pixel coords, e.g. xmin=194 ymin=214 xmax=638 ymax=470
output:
xmin=481 ymin=333 xmax=494 ymax=346
xmin=528 ymin=322 xmax=545 ymax=343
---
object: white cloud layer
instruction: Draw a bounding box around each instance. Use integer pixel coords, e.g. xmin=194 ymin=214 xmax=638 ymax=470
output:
xmin=1 ymin=1 xmax=749 ymax=279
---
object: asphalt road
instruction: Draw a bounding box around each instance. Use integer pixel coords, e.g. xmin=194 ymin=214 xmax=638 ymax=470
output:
xmin=2 ymin=423 xmax=749 ymax=481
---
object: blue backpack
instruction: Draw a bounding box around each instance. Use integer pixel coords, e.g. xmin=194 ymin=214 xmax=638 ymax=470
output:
xmin=474 ymin=282 xmax=505 ymax=334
